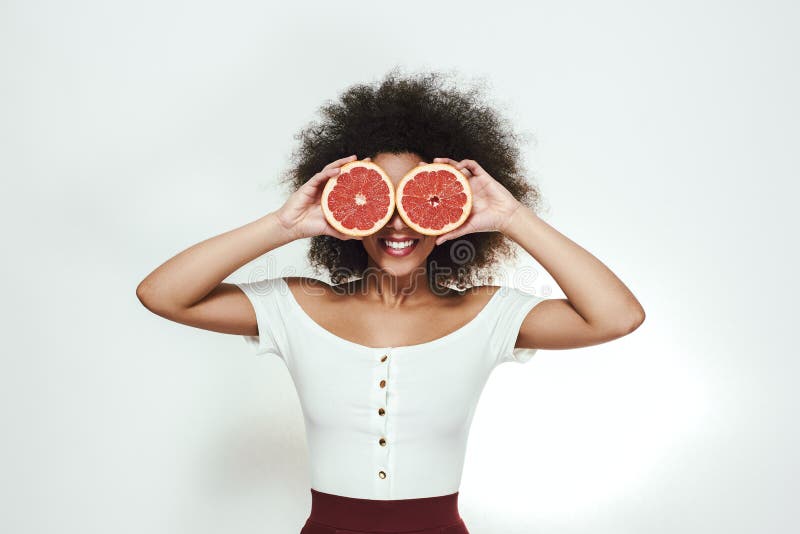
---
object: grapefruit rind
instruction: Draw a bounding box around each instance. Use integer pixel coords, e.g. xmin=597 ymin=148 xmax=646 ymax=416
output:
xmin=395 ymin=163 xmax=473 ymax=236
xmin=320 ymin=160 xmax=396 ymax=237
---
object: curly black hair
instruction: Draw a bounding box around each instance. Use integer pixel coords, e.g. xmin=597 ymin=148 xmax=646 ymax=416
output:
xmin=277 ymin=66 xmax=544 ymax=292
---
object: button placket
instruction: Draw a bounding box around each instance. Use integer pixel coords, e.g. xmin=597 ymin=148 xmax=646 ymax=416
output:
xmin=376 ymin=348 xmax=391 ymax=486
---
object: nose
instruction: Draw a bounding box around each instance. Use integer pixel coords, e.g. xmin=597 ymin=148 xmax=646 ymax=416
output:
xmin=387 ymin=209 xmax=408 ymax=231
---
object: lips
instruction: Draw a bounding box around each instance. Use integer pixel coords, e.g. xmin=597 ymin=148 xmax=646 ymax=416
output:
xmin=379 ymin=237 xmax=420 ymax=257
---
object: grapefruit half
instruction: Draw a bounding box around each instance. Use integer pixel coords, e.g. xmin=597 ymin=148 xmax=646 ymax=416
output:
xmin=396 ymin=163 xmax=472 ymax=236
xmin=321 ymin=160 xmax=396 ymax=237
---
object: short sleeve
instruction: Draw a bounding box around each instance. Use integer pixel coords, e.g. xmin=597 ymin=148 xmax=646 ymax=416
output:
xmin=492 ymin=285 xmax=546 ymax=365
xmin=234 ymin=277 xmax=288 ymax=359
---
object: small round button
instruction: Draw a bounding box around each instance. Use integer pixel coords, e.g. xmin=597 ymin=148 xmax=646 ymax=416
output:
xmin=379 ymin=379 xmax=386 ymax=388
xmin=378 ymin=408 xmax=385 ymax=416
xmin=378 ymin=470 xmax=387 ymax=479
xmin=379 ymin=437 xmax=386 ymax=446
xmin=381 ymin=354 xmax=388 ymax=362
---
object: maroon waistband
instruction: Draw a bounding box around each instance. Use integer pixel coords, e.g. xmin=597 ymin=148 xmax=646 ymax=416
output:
xmin=307 ymin=488 xmax=462 ymax=532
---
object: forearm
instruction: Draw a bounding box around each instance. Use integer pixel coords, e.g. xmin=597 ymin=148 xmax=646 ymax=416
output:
xmin=136 ymin=210 xmax=296 ymax=311
xmin=502 ymin=205 xmax=645 ymax=331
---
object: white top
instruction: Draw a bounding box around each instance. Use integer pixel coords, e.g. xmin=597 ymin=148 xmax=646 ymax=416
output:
xmin=235 ymin=276 xmax=545 ymax=500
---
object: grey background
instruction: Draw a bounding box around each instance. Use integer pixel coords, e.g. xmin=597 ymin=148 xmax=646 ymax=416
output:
xmin=1 ymin=1 xmax=797 ymax=533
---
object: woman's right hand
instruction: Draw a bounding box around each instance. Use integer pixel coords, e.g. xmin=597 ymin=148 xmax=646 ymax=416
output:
xmin=275 ymin=154 xmax=371 ymax=241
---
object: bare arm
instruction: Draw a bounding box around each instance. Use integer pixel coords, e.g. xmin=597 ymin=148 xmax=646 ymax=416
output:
xmin=135 ymin=212 xmax=297 ymax=335
xmin=135 ymin=154 xmax=365 ymax=337
xmin=429 ymin=157 xmax=645 ymax=352
xmin=503 ymin=204 xmax=646 ymax=350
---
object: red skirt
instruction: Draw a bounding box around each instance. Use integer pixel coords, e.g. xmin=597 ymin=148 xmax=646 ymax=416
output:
xmin=300 ymin=488 xmax=470 ymax=534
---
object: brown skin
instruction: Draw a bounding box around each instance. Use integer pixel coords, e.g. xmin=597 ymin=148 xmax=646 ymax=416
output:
xmin=285 ymin=151 xmax=501 ymax=348
xmin=136 ymin=152 xmax=645 ymax=351
xmin=357 ymin=152 xmax=443 ymax=299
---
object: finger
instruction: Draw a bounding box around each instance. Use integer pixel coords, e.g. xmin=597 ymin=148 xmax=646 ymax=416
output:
xmin=433 ymin=157 xmax=471 ymax=176
xmin=323 ymin=154 xmax=358 ymax=170
xmin=332 ymin=229 xmax=362 ymax=241
xmin=458 ymin=159 xmax=486 ymax=176
xmin=307 ymin=166 xmax=341 ymax=186
xmin=435 ymin=231 xmax=458 ymax=246
xmin=302 ymin=169 xmax=339 ymax=194
xmin=435 ymin=224 xmax=471 ymax=246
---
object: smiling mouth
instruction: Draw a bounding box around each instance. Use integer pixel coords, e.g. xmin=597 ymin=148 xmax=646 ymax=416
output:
xmin=379 ymin=238 xmax=420 ymax=254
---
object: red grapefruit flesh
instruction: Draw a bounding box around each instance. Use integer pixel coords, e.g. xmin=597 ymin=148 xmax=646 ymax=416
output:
xmin=395 ymin=163 xmax=472 ymax=236
xmin=321 ymin=160 xmax=396 ymax=237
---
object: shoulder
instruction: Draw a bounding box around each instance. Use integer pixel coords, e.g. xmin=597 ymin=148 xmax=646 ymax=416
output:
xmin=427 ymin=284 xmax=504 ymax=305
xmin=480 ymin=284 xmax=504 ymax=294
xmin=283 ymin=276 xmax=331 ymax=291
xmin=283 ymin=277 xmax=351 ymax=312
xmin=469 ymin=284 xmax=544 ymax=312
xmin=467 ymin=284 xmax=505 ymax=299
xmin=439 ymin=284 xmax=504 ymax=313
xmin=478 ymin=284 xmax=536 ymax=298
xmin=282 ymin=276 xmax=336 ymax=300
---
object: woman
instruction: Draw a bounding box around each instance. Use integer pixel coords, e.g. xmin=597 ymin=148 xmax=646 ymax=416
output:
xmin=136 ymin=69 xmax=645 ymax=534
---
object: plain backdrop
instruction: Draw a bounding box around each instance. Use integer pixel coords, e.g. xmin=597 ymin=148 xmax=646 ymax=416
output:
xmin=2 ymin=1 xmax=797 ymax=533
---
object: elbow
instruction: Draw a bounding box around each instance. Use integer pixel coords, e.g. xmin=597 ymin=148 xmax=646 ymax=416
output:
xmin=136 ymin=279 xmax=193 ymax=319
xmin=599 ymin=306 xmax=645 ymax=338
xmin=136 ymin=280 xmax=150 ymax=307
xmin=619 ymin=307 xmax=646 ymax=335
xmin=136 ymin=279 xmax=158 ymax=312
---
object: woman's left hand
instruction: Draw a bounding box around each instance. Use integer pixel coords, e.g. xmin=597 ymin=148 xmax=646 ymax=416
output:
xmin=430 ymin=157 xmax=523 ymax=245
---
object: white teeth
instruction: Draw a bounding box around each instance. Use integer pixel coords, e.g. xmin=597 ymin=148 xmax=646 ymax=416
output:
xmin=383 ymin=239 xmax=416 ymax=249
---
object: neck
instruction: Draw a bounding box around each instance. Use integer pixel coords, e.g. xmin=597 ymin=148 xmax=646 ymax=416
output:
xmin=359 ymin=263 xmax=431 ymax=300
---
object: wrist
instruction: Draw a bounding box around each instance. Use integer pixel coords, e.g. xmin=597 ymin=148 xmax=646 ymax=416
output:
xmin=499 ymin=201 xmax=525 ymax=235
xmin=267 ymin=210 xmax=304 ymax=243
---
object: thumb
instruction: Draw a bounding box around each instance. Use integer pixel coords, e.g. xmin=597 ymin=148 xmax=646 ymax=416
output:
xmin=435 ymin=230 xmax=460 ymax=246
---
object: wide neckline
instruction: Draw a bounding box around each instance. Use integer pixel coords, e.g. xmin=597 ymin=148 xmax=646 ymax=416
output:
xmin=278 ymin=277 xmax=504 ymax=352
